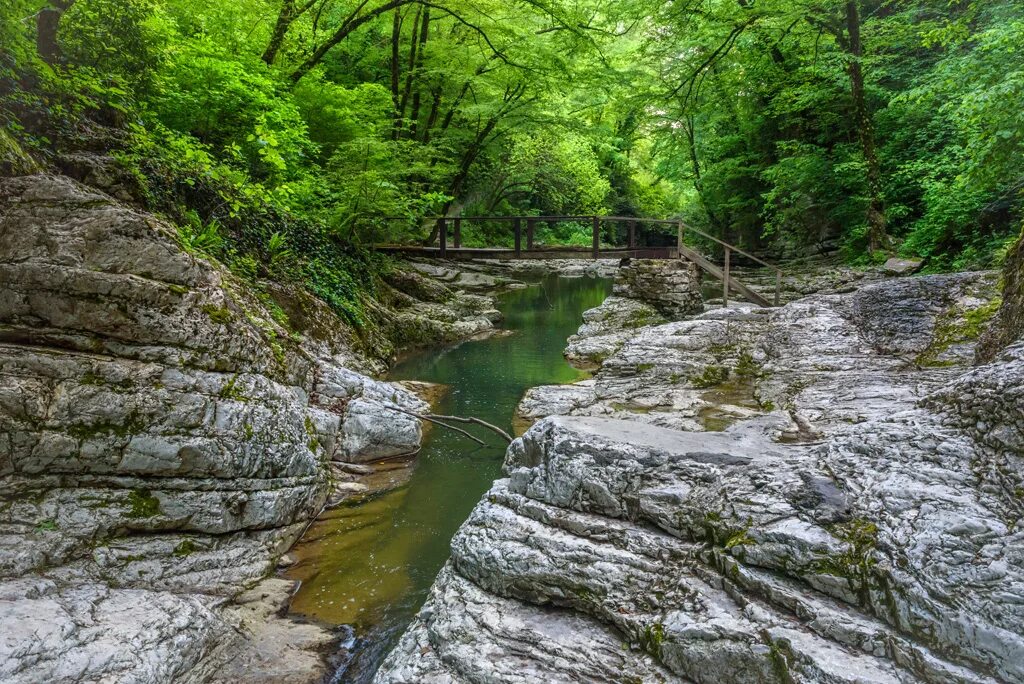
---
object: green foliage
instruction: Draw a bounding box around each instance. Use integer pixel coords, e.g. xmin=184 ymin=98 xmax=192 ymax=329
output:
xmin=3 ymin=0 xmax=1020 ymax=301
xmin=61 ymin=0 xmax=165 ymax=92
xmin=176 ymin=213 xmax=225 ymax=255
xmin=690 ymin=365 xmax=731 ymax=388
xmin=645 ymin=0 xmax=1023 ymax=265
xmin=173 ymin=539 xmax=198 ymax=556
xmin=126 ymin=489 xmax=161 ymax=519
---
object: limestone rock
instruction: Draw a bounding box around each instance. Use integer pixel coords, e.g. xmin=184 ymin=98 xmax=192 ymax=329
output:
xmin=614 ymin=258 xmax=703 ymax=318
xmin=882 ymin=257 xmax=923 ymax=276
xmin=977 ymin=230 xmax=1024 ymax=362
xmin=379 ymin=271 xmax=1019 ymax=684
xmin=0 ymin=175 xmax=427 ymax=682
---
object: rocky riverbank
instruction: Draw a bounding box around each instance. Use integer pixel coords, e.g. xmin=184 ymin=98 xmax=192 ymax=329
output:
xmin=0 ymin=174 xmax=505 ymax=682
xmin=375 ymin=262 xmax=1024 ymax=682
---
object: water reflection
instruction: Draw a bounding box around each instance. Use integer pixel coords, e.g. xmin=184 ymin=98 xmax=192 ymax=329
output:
xmin=285 ymin=274 xmax=613 ymax=682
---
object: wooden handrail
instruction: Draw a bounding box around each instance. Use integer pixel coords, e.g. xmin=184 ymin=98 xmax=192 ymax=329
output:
xmin=374 ymin=214 xmax=779 ymax=271
xmin=372 ymin=213 xmax=783 ymax=305
xmin=678 ymin=222 xmax=781 ymax=274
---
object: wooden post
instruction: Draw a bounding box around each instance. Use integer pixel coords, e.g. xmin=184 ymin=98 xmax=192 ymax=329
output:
xmin=453 ymin=218 xmax=462 ymax=249
xmin=592 ymin=216 xmax=600 ymax=259
xmin=628 ymin=221 xmax=636 ymax=249
xmin=722 ymin=246 xmax=730 ymax=307
xmin=775 ymin=270 xmax=781 ymax=306
xmin=439 ymin=218 xmax=447 ymax=259
xmin=514 ymin=218 xmax=522 ymax=258
xmin=677 ymin=221 xmax=684 ymax=259
xmin=526 ymin=219 xmax=535 ymax=251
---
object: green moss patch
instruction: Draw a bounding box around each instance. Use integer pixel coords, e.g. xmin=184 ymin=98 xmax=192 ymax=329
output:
xmin=173 ymin=539 xmax=198 ymax=557
xmin=126 ymin=489 xmax=161 ymax=519
xmin=202 ymin=303 xmax=233 ymax=325
xmin=689 ymin=365 xmax=730 ymax=388
xmin=916 ymin=298 xmax=1001 ymax=367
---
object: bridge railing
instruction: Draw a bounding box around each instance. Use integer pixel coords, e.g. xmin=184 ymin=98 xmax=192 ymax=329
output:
xmin=375 ymin=215 xmax=782 ymax=306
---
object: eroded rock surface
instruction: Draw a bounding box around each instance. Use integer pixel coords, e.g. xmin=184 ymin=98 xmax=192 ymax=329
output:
xmin=614 ymin=258 xmax=703 ymax=319
xmin=377 ymin=270 xmax=1022 ymax=683
xmin=0 ymin=175 xmax=427 ymax=682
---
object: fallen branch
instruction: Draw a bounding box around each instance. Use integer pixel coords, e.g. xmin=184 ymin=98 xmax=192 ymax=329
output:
xmin=427 ymin=413 xmax=513 ymax=444
xmin=384 ymin=405 xmax=512 ymax=445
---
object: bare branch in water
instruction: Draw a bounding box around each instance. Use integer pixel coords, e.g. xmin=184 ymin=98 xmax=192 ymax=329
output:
xmin=383 ymin=405 xmax=513 ymax=445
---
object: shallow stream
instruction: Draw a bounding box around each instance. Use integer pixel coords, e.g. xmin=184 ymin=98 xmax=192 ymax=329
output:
xmin=284 ymin=274 xmax=612 ymax=682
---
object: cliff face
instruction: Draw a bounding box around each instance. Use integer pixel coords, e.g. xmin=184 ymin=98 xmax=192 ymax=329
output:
xmin=978 ymin=228 xmax=1024 ymax=363
xmin=376 ymin=270 xmax=1024 ymax=683
xmin=0 ymin=175 xmax=428 ymax=682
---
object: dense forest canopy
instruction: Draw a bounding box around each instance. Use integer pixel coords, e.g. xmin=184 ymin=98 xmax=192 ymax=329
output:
xmin=2 ymin=0 xmax=1022 ymax=275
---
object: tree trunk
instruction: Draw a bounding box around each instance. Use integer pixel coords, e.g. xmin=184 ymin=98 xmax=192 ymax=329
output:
xmin=390 ymin=9 xmax=402 ymax=134
xmin=37 ymin=0 xmax=73 ymax=66
xmin=262 ymin=0 xmax=297 ymax=64
xmin=845 ymin=0 xmax=886 ymax=253
xmin=421 ymin=88 xmax=443 ymax=143
xmin=290 ymin=0 xmax=415 ymax=83
xmin=683 ymin=115 xmax=726 ymax=237
xmin=394 ymin=6 xmax=421 ymax=139
xmin=424 ymin=116 xmax=500 ymax=244
xmin=408 ymin=8 xmax=431 ymax=140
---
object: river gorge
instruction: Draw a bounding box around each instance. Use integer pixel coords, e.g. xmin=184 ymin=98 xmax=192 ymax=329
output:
xmin=284 ymin=274 xmax=612 ymax=681
xmin=1 ymin=174 xmax=1022 ymax=684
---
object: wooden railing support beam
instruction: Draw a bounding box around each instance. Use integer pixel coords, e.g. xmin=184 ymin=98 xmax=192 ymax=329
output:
xmin=514 ymin=218 xmax=522 ymax=258
xmin=439 ymin=218 xmax=447 ymax=259
xmin=592 ymin=216 xmax=600 ymax=259
xmin=722 ymin=246 xmax=730 ymax=307
xmin=453 ymin=217 xmax=462 ymax=249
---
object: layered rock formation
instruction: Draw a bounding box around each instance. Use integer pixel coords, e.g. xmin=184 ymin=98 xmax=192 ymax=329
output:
xmin=376 ymin=270 xmax=1024 ymax=683
xmin=614 ymin=258 xmax=703 ymax=319
xmin=0 ymin=175 xmax=431 ymax=682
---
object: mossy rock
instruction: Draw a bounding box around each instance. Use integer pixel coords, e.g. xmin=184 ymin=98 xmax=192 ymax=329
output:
xmin=125 ymin=489 xmax=161 ymax=519
xmin=689 ymin=365 xmax=730 ymax=388
xmin=0 ymin=128 xmax=40 ymax=176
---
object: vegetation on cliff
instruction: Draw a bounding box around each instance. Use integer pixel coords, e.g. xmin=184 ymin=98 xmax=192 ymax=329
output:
xmin=1 ymin=0 xmax=1022 ymax=278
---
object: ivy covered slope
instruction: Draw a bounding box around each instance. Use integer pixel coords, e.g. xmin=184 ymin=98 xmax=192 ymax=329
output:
xmin=0 ymin=172 xmax=443 ymax=681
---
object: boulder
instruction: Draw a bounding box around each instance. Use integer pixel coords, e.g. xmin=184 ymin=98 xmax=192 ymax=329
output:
xmin=614 ymin=258 xmax=703 ymax=318
xmin=882 ymin=257 xmax=923 ymax=276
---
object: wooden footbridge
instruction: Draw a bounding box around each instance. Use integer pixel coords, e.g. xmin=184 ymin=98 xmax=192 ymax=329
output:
xmin=375 ymin=215 xmax=781 ymax=307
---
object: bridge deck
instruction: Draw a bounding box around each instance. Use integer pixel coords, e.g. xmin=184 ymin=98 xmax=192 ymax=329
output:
xmin=374 ymin=214 xmax=781 ymax=306
xmin=376 ymin=245 xmax=677 ymax=260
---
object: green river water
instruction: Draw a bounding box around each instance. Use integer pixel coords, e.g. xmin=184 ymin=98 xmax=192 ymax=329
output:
xmin=285 ymin=274 xmax=613 ymax=682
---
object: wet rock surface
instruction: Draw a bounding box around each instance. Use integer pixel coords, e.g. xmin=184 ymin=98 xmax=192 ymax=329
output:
xmin=376 ymin=269 xmax=1023 ymax=683
xmin=0 ymin=175 xmax=430 ymax=682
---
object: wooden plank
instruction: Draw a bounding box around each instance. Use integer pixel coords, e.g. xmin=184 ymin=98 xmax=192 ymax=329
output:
xmin=375 ymin=246 xmax=677 ymax=261
xmin=723 ymin=247 xmax=730 ymax=307
xmin=677 ymin=244 xmax=771 ymax=307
